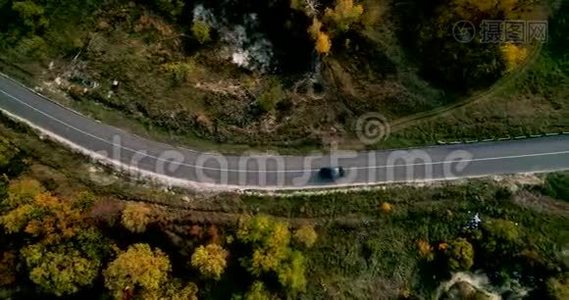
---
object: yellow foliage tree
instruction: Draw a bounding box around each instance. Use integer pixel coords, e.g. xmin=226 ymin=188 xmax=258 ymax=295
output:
xmin=104 ymin=243 xmax=171 ymax=299
xmin=190 ymin=243 xmax=229 ymax=280
xmin=308 ymin=18 xmax=332 ymax=55
xmin=245 ymin=281 xmax=271 ymax=300
xmin=162 ymin=280 xmax=199 ymax=300
xmin=380 ymin=202 xmax=392 ymax=214
xmin=1 ymin=191 xmax=82 ymax=244
xmin=547 ymin=275 xmax=569 ymax=300
xmin=276 ymin=250 xmax=307 ymax=294
xmin=501 ymin=43 xmax=528 ymax=72
xmin=417 ymin=239 xmax=434 ymax=261
xmin=293 ymin=224 xmax=317 ymax=248
xmin=323 ymin=0 xmax=364 ymax=33
xmin=121 ymin=203 xmax=152 ymax=233
xmin=6 ymin=178 xmax=43 ymax=207
xmin=315 ymin=32 xmax=332 ymax=55
xmin=22 ymin=244 xmax=100 ymax=296
xmin=238 ymin=215 xmax=308 ymax=294
xmin=308 ymin=17 xmax=322 ymax=40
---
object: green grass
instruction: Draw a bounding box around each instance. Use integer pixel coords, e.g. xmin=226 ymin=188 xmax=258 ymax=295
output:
xmin=241 ymin=181 xmax=569 ymax=298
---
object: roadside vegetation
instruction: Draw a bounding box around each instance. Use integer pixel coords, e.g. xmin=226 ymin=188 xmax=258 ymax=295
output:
xmin=0 ymin=112 xmax=568 ymax=299
xmin=0 ymin=0 xmax=566 ymax=151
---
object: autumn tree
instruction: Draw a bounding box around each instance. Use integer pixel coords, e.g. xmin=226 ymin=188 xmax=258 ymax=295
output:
xmin=21 ymin=244 xmax=100 ymax=296
xmin=308 ymin=18 xmax=331 ymax=55
xmin=4 ymin=178 xmax=43 ymax=208
xmin=547 ymin=274 xmax=569 ymax=300
xmin=323 ymin=0 xmax=364 ymax=34
xmin=245 ymin=281 xmax=271 ymax=300
xmin=121 ymin=203 xmax=152 ymax=233
xmin=293 ymin=224 xmax=317 ymax=248
xmin=501 ymin=43 xmax=528 ymax=72
xmin=237 ymin=215 xmax=308 ymax=294
xmin=1 ymin=180 xmax=106 ymax=296
xmin=161 ymin=280 xmax=199 ymax=300
xmin=315 ymin=32 xmax=332 ymax=55
xmin=446 ymin=238 xmax=474 ymax=271
xmin=417 ymin=239 xmax=434 ymax=261
xmin=191 ymin=243 xmax=229 ymax=280
xmin=0 ymin=251 xmax=17 ymax=286
xmin=104 ymin=243 xmax=171 ymax=299
xmin=276 ymin=250 xmax=307 ymax=294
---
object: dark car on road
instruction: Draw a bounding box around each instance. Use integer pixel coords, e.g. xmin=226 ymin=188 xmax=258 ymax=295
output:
xmin=319 ymin=167 xmax=345 ymax=180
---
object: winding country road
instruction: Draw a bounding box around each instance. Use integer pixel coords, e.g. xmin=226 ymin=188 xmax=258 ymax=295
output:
xmin=1 ymin=73 xmax=569 ymax=190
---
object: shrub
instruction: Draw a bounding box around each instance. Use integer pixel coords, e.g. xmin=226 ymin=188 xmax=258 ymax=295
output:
xmin=121 ymin=203 xmax=152 ymax=233
xmin=544 ymin=173 xmax=569 ymax=202
xmin=258 ymin=79 xmax=285 ymax=112
xmin=191 ymin=20 xmax=211 ymax=44
xmin=446 ymin=238 xmax=474 ymax=271
xmin=293 ymin=225 xmax=318 ymax=248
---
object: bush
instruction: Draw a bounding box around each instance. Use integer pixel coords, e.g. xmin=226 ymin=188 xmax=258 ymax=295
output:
xmin=544 ymin=173 xmax=569 ymax=202
xmin=446 ymin=238 xmax=474 ymax=271
xmin=293 ymin=225 xmax=318 ymax=248
xmin=257 ymin=79 xmax=285 ymax=112
xmin=121 ymin=203 xmax=152 ymax=233
xmin=191 ymin=20 xmax=211 ymax=44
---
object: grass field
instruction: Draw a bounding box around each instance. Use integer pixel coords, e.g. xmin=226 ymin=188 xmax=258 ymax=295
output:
xmin=1 ymin=113 xmax=568 ymax=298
xmin=1 ymin=1 xmax=568 ymax=154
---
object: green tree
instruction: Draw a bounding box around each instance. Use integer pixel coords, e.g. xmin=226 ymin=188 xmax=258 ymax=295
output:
xmin=153 ymin=0 xmax=184 ymax=18
xmin=121 ymin=203 xmax=152 ymax=233
xmin=21 ymin=244 xmax=99 ymax=296
xmin=104 ymin=243 xmax=171 ymax=299
xmin=446 ymin=238 xmax=474 ymax=271
xmin=191 ymin=243 xmax=229 ymax=280
xmin=12 ymin=1 xmax=48 ymax=32
xmin=192 ymin=20 xmax=211 ymax=44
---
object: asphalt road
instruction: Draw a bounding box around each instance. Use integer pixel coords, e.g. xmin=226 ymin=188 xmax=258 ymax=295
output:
xmin=1 ymin=74 xmax=569 ymax=190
